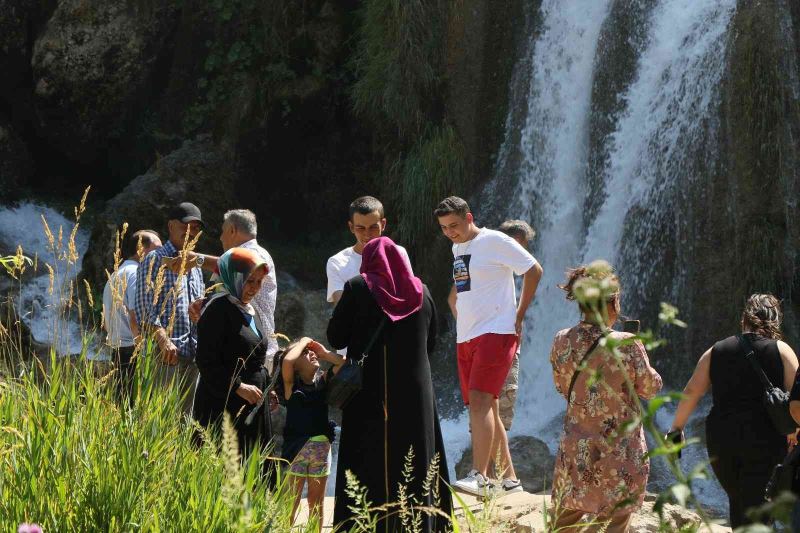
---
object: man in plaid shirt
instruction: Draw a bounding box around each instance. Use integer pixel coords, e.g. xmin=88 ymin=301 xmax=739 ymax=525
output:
xmin=135 ymin=202 xmax=206 ymax=412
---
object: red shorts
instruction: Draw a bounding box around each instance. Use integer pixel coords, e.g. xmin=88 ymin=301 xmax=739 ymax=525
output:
xmin=457 ymin=333 xmax=518 ymax=405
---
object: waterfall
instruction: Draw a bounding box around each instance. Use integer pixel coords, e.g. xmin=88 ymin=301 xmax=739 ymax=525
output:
xmin=0 ymin=203 xmax=90 ymax=355
xmin=496 ymin=0 xmax=617 ymax=437
xmin=475 ymin=0 xmax=739 ymax=512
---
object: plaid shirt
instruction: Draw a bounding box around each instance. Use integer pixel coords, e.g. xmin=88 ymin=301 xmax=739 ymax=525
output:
xmin=239 ymin=239 xmax=278 ymax=356
xmin=134 ymin=240 xmax=205 ymax=360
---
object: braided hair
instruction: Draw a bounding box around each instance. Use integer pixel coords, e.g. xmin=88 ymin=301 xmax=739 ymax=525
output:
xmin=742 ymin=293 xmax=783 ymax=340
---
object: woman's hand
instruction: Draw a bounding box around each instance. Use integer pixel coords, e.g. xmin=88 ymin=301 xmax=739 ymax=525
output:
xmin=235 ymin=383 xmax=263 ymax=405
xmin=788 ymin=429 xmax=798 ymax=451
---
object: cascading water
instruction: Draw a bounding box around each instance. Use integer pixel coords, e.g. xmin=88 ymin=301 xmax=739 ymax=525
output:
xmin=497 ymin=0 xmax=617 ymax=439
xmin=0 ymin=203 xmax=90 ymax=355
xmin=471 ymin=0 xmax=739 ymax=513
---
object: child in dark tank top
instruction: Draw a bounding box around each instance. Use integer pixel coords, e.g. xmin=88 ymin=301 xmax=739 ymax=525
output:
xmin=274 ymin=338 xmax=344 ymax=532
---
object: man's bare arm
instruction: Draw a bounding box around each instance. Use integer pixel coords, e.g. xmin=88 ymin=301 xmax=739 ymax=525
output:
xmin=515 ymin=262 xmax=543 ymax=336
xmin=447 ymin=284 xmax=457 ymax=319
xmin=127 ymin=309 xmax=140 ymax=339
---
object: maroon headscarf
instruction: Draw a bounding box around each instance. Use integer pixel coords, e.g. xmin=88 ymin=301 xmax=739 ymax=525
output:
xmin=360 ymin=236 xmax=424 ymax=322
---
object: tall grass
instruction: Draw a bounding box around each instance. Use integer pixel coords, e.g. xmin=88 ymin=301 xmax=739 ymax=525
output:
xmin=0 ymin=350 xmax=302 ymax=531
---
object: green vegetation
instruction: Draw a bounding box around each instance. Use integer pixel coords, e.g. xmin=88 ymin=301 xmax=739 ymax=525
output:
xmin=0 ymin=351 xmax=306 ymax=531
xmin=350 ymin=0 xmax=465 ymax=292
xmin=394 ymin=124 xmax=466 ymax=251
xmin=350 ymin=0 xmax=447 ymax=138
xmin=183 ymin=0 xmax=296 ymax=135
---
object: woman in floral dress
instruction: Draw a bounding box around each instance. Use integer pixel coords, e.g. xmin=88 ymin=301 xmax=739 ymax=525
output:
xmin=549 ymin=264 xmax=662 ymax=532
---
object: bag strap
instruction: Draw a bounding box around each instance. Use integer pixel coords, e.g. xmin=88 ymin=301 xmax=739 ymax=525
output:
xmin=566 ymin=334 xmax=604 ymax=402
xmin=737 ymin=334 xmax=776 ymax=390
xmin=356 ymin=316 xmax=388 ymax=366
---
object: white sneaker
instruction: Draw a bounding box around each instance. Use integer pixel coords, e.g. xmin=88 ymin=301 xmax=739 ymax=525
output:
xmin=453 ymin=469 xmax=493 ymax=496
xmin=500 ymin=478 xmax=523 ymax=495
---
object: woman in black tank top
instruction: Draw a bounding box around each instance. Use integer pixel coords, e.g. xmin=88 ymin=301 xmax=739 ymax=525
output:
xmin=668 ymin=294 xmax=798 ymax=528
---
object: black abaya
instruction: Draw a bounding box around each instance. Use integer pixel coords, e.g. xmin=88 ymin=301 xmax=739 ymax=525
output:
xmin=194 ymin=297 xmax=273 ymax=464
xmin=328 ymin=276 xmax=452 ymax=532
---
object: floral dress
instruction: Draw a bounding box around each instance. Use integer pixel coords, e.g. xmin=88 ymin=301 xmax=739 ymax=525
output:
xmin=550 ymin=322 xmax=663 ymax=515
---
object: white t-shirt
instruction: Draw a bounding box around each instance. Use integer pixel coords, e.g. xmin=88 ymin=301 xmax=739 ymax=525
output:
xmin=326 ymin=244 xmax=411 ymax=302
xmin=102 ymin=259 xmax=139 ymax=348
xmin=452 ymin=228 xmax=537 ymax=343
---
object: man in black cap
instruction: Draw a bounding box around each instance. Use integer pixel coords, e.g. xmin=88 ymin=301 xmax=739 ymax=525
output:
xmin=134 ymin=202 xmax=206 ymax=413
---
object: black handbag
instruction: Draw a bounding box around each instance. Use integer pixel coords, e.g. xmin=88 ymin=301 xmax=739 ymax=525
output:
xmin=325 ymin=317 xmax=387 ymax=409
xmin=738 ymin=334 xmax=798 ymax=436
xmin=766 ymin=445 xmax=800 ymax=501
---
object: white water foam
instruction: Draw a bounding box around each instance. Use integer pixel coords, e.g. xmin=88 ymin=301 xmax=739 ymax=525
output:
xmin=0 ymin=203 xmax=90 ymax=355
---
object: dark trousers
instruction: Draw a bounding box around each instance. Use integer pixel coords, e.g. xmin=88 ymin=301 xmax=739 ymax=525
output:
xmin=707 ymin=414 xmax=786 ymax=528
xmin=113 ymin=346 xmax=136 ymax=406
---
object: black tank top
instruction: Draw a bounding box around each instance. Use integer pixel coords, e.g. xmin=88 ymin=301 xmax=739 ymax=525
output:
xmin=709 ymin=333 xmax=784 ymax=417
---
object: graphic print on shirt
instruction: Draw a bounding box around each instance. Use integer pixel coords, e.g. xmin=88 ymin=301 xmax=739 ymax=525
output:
xmin=453 ymin=255 xmax=471 ymax=293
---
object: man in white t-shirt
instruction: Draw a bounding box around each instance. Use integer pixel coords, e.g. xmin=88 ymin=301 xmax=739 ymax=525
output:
xmin=435 ymin=196 xmax=543 ymax=497
xmin=326 ymin=196 xmax=410 ymax=305
xmin=102 ymin=228 xmax=162 ymax=400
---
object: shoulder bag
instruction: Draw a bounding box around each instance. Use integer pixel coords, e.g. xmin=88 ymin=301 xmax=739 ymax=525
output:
xmin=738 ymin=334 xmax=797 ymax=436
xmin=325 ymin=317 xmax=387 ymax=409
xmin=566 ymin=334 xmax=604 ymax=403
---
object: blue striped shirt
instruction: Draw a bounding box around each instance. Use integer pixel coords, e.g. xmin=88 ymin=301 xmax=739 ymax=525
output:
xmin=134 ymin=240 xmax=205 ymax=360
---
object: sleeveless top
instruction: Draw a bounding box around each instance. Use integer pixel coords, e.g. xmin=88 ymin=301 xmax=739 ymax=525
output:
xmin=709 ymin=333 xmax=783 ymax=418
xmin=281 ymin=370 xmax=336 ymax=463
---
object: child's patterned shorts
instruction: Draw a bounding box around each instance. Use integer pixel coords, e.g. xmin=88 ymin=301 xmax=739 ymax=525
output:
xmin=288 ymin=436 xmax=332 ymax=478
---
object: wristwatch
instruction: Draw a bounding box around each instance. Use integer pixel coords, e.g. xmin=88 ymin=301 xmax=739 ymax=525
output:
xmin=194 ymin=254 xmax=205 ymax=268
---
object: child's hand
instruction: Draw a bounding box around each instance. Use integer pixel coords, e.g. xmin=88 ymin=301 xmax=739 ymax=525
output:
xmin=307 ymin=339 xmax=326 ymax=353
xmin=309 ymin=340 xmax=345 ymax=366
xmin=308 ymin=340 xmax=333 ymax=360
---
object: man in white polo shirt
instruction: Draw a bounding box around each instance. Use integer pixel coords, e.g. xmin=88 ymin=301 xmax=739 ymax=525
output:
xmin=435 ymin=196 xmax=543 ymax=496
xmin=102 ymin=228 xmax=162 ymax=401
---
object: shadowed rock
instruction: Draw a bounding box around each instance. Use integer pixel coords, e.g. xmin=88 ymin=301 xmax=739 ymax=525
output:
xmin=31 ymin=0 xmax=180 ymax=161
xmin=0 ymin=116 xmax=33 ymax=202
xmin=80 ymin=136 xmax=237 ymax=290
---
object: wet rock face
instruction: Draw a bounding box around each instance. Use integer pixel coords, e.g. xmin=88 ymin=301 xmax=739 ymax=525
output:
xmin=31 ymin=0 xmax=180 ymax=161
xmin=681 ymin=0 xmax=800 ymax=362
xmin=273 ymin=272 xmax=329 ymax=344
xmin=0 ymin=0 xmax=33 ymax=90
xmin=80 ymin=136 xmax=237 ymax=290
xmin=0 ymin=1 xmax=56 ymax=96
xmin=0 ymin=117 xmax=33 ymax=202
xmin=455 ymin=435 xmax=555 ymax=493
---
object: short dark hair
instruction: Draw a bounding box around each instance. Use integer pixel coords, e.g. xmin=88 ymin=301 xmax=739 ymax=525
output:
xmin=433 ymin=196 xmax=470 ymax=218
xmin=349 ymin=196 xmax=385 ymax=221
xmin=123 ymin=229 xmax=160 ymax=259
xmin=499 ymin=220 xmax=535 ymax=243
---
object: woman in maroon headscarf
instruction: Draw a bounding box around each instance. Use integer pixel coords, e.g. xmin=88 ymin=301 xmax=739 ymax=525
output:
xmin=328 ymin=236 xmax=452 ymax=532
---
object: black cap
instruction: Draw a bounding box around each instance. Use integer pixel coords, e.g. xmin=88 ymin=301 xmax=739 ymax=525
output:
xmin=168 ymin=202 xmax=204 ymax=226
